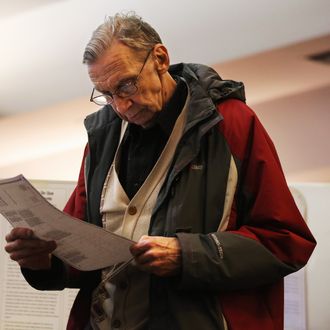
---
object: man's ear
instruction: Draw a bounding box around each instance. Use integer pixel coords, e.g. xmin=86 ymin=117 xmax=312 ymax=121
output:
xmin=152 ymin=44 xmax=170 ymax=74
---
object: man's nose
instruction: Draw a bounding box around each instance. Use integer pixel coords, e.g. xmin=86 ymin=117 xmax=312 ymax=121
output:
xmin=112 ymin=95 xmax=133 ymax=115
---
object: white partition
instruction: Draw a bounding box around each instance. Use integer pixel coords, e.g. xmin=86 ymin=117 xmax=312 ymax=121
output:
xmin=289 ymin=183 xmax=330 ymax=330
xmin=0 ymin=179 xmax=78 ymax=329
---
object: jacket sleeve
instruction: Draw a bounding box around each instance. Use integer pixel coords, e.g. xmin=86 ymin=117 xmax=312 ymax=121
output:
xmin=176 ymin=99 xmax=316 ymax=291
xmin=21 ymin=144 xmax=99 ymax=290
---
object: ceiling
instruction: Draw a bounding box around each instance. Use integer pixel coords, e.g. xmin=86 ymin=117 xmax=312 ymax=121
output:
xmin=0 ymin=0 xmax=330 ymax=116
xmin=0 ymin=0 xmax=63 ymax=18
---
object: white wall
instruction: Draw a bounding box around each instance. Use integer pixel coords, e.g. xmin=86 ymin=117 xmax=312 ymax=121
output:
xmin=253 ymin=85 xmax=330 ymax=182
xmin=0 ymin=98 xmax=94 ymax=181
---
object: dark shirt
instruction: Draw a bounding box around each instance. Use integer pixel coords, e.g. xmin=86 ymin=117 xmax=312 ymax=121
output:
xmin=118 ymin=76 xmax=188 ymax=199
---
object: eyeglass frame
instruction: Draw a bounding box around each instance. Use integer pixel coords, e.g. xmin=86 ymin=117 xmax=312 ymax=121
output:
xmin=89 ymin=47 xmax=153 ymax=106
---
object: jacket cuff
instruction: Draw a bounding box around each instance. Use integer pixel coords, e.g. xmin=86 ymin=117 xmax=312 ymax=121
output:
xmin=176 ymin=232 xmax=220 ymax=290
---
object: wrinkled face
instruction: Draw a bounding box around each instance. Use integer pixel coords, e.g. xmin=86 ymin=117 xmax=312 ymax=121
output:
xmin=88 ymin=41 xmax=172 ymax=127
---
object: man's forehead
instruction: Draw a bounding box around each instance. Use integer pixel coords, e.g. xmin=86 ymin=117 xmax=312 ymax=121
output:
xmin=88 ymin=47 xmax=139 ymax=87
xmin=88 ymin=57 xmax=123 ymax=80
xmin=98 ymin=42 xmax=138 ymax=67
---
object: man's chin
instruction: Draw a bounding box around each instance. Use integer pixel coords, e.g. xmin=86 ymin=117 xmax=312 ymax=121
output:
xmin=130 ymin=113 xmax=158 ymax=128
xmin=117 ymin=108 xmax=159 ymax=128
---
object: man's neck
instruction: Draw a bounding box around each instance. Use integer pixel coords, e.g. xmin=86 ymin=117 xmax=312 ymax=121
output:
xmin=161 ymin=72 xmax=178 ymax=105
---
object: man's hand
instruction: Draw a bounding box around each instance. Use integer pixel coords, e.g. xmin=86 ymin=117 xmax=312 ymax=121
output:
xmin=4 ymin=227 xmax=57 ymax=270
xmin=130 ymin=235 xmax=182 ymax=277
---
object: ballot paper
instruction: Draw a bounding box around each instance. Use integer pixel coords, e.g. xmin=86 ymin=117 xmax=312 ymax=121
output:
xmin=0 ymin=175 xmax=134 ymax=271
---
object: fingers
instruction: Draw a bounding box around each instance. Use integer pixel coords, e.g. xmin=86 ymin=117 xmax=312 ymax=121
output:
xmin=5 ymin=227 xmax=34 ymax=242
xmin=130 ymin=235 xmax=151 ymax=258
xmin=130 ymin=236 xmax=182 ymax=277
xmin=4 ymin=227 xmax=57 ymax=270
xmin=5 ymin=239 xmax=56 ymax=259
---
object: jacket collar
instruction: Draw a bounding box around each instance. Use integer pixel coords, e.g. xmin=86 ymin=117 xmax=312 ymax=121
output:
xmin=169 ymin=63 xmax=245 ymax=104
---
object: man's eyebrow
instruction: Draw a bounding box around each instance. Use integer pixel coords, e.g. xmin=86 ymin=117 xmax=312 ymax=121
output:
xmin=116 ymin=75 xmax=136 ymax=87
xmin=97 ymin=75 xmax=135 ymax=94
xmin=94 ymin=76 xmax=133 ymax=96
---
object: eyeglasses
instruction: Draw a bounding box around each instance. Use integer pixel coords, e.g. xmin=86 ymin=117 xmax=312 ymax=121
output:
xmin=90 ymin=48 xmax=153 ymax=106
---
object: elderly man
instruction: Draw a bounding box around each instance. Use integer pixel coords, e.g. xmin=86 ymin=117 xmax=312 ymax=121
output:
xmin=5 ymin=12 xmax=315 ymax=330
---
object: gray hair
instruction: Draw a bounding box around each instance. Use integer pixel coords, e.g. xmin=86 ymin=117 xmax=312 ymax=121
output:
xmin=83 ymin=12 xmax=162 ymax=64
